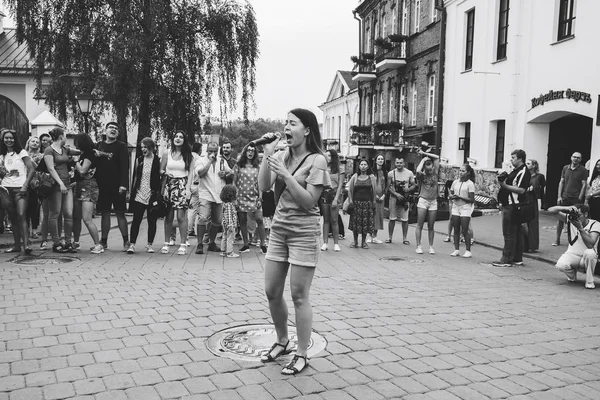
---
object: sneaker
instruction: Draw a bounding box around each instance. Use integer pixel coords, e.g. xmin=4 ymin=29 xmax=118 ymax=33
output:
xmin=195 ymin=245 xmax=204 ymax=255
xmin=443 ymin=236 xmax=451 ymax=242
xmin=220 ymin=251 xmax=227 ymax=257
xmin=91 ymin=244 xmax=104 ymax=254
xmin=371 ymin=238 xmax=383 ymax=244
xmin=177 ymin=244 xmax=187 ymax=255
xmin=40 ymin=241 xmax=48 ymax=250
xmin=72 ymin=242 xmax=81 ymax=250
xmin=512 ymin=261 xmax=524 ymax=266
xmin=339 ymin=234 xmax=345 ymax=240
xmin=188 ymin=230 xmax=196 ymax=237
xmin=239 ymin=245 xmax=250 ymax=253
xmin=249 ymin=241 xmax=258 ymax=247
xmin=146 ymin=245 xmax=155 ymax=253
xmin=492 ymin=260 xmax=512 ymax=267
xmin=334 ymin=244 xmax=341 ymax=252
xmin=100 ymin=241 xmax=108 ymax=250
xmin=585 ymin=282 xmax=595 ymax=289
xmin=227 ymin=252 xmax=240 ymax=258
xmin=462 ymin=251 xmax=472 ymax=258
xmin=429 ymin=247 xmax=435 ymax=254
xmin=260 ymin=245 xmax=268 ymax=254
xmin=321 ymin=243 xmax=328 ymax=251
xmin=167 ymin=239 xmax=176 ymax=246
xmin=123 ymin=241 xmax=130 ymax=252
xmin=365 ymin=237 xmax=372 ymax=243
xmin=30 ymin=231 xmax=39 ymax=239
xmin=160 ymin=245 xmax=169 ymax=254
xmin=415 ymin=246 xmax=423 ymax=254
xmin=127 ymin=244 xmax=135 ymax=254
xmin=450 ymin=250 xmax=460 ymax=257
xmin=52 ymin=243 xmax=68 ymax=253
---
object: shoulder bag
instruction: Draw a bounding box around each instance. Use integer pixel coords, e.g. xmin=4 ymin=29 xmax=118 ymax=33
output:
xmin=510 ymin=191 xmax=535 ymax=224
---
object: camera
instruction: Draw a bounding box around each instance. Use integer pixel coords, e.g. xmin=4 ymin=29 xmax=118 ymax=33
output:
xmin=497 ymin=171 xmax=508 ymax=183
xmin=567 ymin=208 xmax=581 ymax=222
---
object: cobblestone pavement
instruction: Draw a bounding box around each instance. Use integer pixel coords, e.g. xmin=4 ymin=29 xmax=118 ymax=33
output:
xmin=1 ymin=220 xmax=600 ymax=400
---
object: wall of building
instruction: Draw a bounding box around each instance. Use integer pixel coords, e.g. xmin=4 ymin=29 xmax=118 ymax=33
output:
xmin=442 ymin=0 xmax=600 ymax=183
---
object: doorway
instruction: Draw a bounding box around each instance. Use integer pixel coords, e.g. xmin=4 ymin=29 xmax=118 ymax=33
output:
xmin=546 ymin=114 xmax=592 ymax=206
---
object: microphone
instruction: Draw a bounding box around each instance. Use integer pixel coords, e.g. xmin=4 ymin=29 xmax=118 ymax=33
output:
xmin=250 ymin=132 xmax=281 ymax=147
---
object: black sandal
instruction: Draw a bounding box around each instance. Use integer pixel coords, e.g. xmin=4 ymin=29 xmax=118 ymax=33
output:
xmin=260 ymin=340 xmax=291 ymax=362
xmin=282 ymin=354 xmax=309 ymax=375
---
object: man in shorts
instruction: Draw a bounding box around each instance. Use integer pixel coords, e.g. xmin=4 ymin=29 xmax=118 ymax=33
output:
xmin=95 ymin=122 xmax=130 ymax=251
xmin=387 ymin=157 xmax=416 ymax=244
xmin=194 ymin=142 xmax=231 ymax=254
xmin=554 ymin=152 xmax=588 ymax=246
xmin=548 ymin=204 xmax=599 ymax=289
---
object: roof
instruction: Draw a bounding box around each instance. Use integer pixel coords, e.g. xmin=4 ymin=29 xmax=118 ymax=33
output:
xmin=31 ymin=110 xmax=64 ymax=127
xmin=338 ymin=71 xmax=358 ymax=92
xmin=0 ymin=28 xmax=35 ymax=75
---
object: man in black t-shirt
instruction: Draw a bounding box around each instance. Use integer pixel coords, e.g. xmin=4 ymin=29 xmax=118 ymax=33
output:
xmin=492 ymin=149 xmax=531 ymax=267
xmin=95 ymin=122 xmax=130 ymax=251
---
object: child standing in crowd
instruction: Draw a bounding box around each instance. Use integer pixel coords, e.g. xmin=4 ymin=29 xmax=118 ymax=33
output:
xmin=219 ymin=184 xmax=239 ymax=258
xmin=450 ymin=164 xmax=476 ymax=258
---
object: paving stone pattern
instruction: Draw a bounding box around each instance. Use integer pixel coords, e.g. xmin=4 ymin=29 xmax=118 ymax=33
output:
xmin=1 ymin=222 xmax=600 ymax=399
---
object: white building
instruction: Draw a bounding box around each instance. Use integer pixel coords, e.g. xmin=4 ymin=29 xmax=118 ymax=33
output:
xmin=442 ymin=0 xmax=599 ymax=205
xmin=319 ymin=70 xmax=359 ymax=157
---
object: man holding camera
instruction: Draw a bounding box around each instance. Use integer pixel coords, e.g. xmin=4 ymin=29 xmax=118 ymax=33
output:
xmin=387 ymin=157 xmax=417 ymax=244
xmin=547 ymin=204 xmax=599 ymax=289
xmin=492 ymin=149 xmax=531 ymax=267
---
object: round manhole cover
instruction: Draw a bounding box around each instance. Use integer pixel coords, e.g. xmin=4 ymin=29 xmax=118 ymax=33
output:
xmin=206 ymin=324 xmax=327 ymax=362
xmin=380 ymin=256 xmax=406 ymax=261
xmin=9 ymin=255 xmax=79 ymax=265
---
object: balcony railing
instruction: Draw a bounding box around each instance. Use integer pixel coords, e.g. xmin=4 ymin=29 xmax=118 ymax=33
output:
xmin=350 ymin=125 xmax=404 ymax=147
xmin=375 ymin=42 xmax=406 ymax=63
xmin=374 ymin=130 xmax=401 ymax=146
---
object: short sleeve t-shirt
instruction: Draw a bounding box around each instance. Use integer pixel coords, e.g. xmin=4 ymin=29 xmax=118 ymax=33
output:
xmin=417 ymin=171 xmax=438 ymax=201
xmin=561 ymin=164 xmax=588 ymax=200
xmin=566 ymin=219 xmax=600 ymax=257
xmin=387 ymin=168 xmax=414 ymax=196
xmin=1 ymin=150 xmax=29 ymax=188
xmin=43 ymin=146 xmax=72 ymax=186
xmin=273 ymin=151 xmax=331 ymax=231
xmin=451 ymin=179 xmax=476 ymax=207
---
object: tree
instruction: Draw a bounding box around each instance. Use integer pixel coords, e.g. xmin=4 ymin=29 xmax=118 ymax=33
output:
xmin=219 ymin=118 xmax=284 ymax=158
xmin=4 ymin=0 xmax=259 ymax=147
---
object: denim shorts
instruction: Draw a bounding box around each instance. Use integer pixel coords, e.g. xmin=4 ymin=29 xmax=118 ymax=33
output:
xmin=265 ymin=218 xmax=321 ymax=268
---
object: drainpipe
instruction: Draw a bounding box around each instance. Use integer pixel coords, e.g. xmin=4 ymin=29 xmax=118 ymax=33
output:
xmin=353 ymin=10 xmax=362 ymax=126
xmin=434 ymin=2 xmax=446 ymax=157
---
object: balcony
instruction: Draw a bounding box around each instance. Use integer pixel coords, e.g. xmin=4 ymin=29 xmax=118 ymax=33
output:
xmin=352 ymin=56 xmax=376 ymax=82
xmin=375 ymin=42 xmax=407 ymax=72
xmin=350 ymin=123 xmax=404 ymax=148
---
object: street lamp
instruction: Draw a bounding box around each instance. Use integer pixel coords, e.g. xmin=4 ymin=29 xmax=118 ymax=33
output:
xmin=76 ymin=92 xmax=94 ymax=135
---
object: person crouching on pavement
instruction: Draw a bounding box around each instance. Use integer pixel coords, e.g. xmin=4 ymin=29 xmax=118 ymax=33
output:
xmin=548 ymin=204 xmax=599 ymax=289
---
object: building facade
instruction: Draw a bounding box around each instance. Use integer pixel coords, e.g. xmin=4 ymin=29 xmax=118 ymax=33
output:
xmin=352 ymin=0 xmax=442 ymax=171
xmin=319 ymin=70 xmax=359 ymax=157
xmin=442 ymin=0 xmax=600 ymax=205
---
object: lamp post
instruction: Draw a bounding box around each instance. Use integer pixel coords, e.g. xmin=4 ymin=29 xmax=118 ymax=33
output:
xmin=76 ymin=92 xmax=94 ymax=135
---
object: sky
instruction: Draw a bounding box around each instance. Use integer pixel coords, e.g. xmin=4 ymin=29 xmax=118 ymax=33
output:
xmin=0 ymin=1 xmax=359 ymax=122
xmin=244 ymin=0 xmax=358 ymax=122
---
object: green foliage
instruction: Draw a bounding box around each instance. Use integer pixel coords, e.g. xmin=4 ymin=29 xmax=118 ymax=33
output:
xmin=219 ymin=118 xmax=284 ymax=158
xmin=4 ymin=0 xmax=259 ymax=145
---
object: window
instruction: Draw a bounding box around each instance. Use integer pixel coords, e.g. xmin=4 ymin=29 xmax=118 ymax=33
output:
xmin=431 ymin=0 xmax=438 ymax=23
xmin=365 ymin=25 xmax=371 ymax=53
xmin=497 ymin=0 xmax=509 ymax=60
xmin=427 ymin=75 xmax=435 ymax=125
xmin=372 ymin=92 xmax=377 ymax=123
xmin=389 ymin=86 xmax=395 ymax=122
xmin=411 ymin=82 xmax=417 ymax=126
xmin=380 ymin=90 xmax=385 ymax=123
xmin=415 ymin=0 xmax=421 ymax=33
xmin=465 ymin=9 xmax=475 ymax=70
xmin=374 ymin=18 xmax=379 ymax=41
xmin=558 ymin=0 xmax=575 ymax=40
xmin=494 ymin=120 xmax=505 ymax=168
xmin=400 ymin=84 xmax=407 ymax=124
xmin=392 ymin=1 xmax=398 ymax=33
xmin=402 ymin=0 xmax=409 ymax=35
xmin=382 ymin=12 xmax=387 ymax=38
xmin=338 ymin=116 xmax=342 ymax=140
xmin=463 ymin=122 xmax=471 ymax=164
